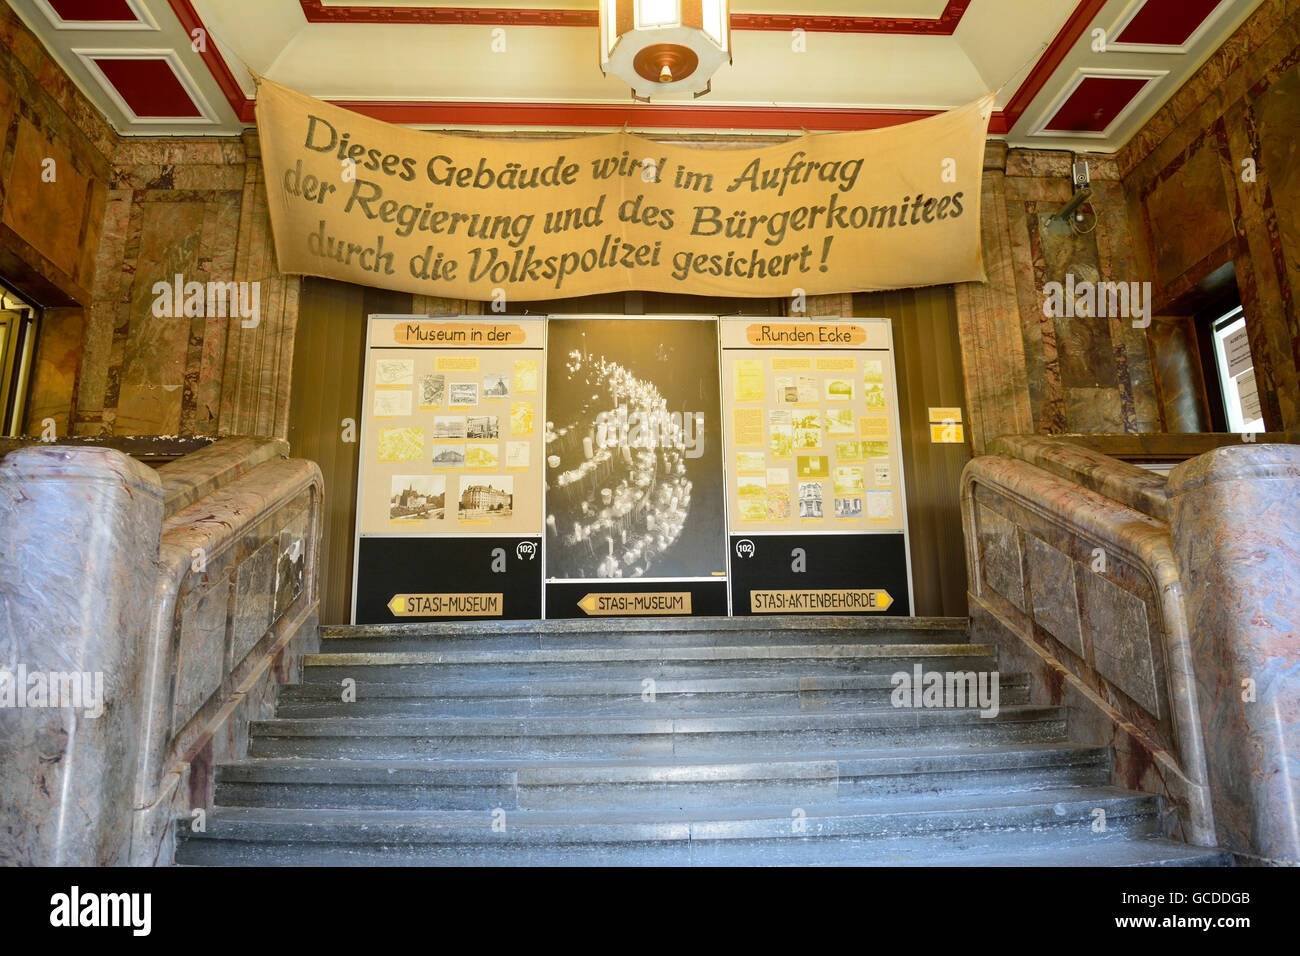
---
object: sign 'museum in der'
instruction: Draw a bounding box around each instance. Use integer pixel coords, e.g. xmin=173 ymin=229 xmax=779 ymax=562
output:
xmin=255 ymin=78 xmax=992 ymax=300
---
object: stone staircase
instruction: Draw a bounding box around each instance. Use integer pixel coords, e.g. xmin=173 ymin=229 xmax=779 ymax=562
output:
xmin=176 ymin=617 xmax=1231 ymax=866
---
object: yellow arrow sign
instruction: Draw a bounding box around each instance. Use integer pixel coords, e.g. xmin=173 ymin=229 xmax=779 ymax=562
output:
xmin=577 ymin=592 xmax=693 ymax=616
xmin=387 ymin=593 xmax=503 ymax=617
xmin=749 ymin=589 xmax=893 ymax=613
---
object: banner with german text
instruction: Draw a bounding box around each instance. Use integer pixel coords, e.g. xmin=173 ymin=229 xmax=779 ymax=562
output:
xmin=255 ymin=78 xmax=992 ymax=301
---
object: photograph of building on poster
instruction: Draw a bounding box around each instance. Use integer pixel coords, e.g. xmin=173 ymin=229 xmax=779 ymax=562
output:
xmin=544 ymin=318 xmax=725 ymax=580
xmin=390 ymin=475 xmax=446 ymax=520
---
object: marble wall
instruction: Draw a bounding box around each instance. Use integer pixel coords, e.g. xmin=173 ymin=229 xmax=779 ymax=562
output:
xmin=1118 ymin=0 xmax=1300 ymax=431
xmin=953 ymin=143 xmax=1163 ymax=451
xmin=1009 ymin=151 xmax=1158 ymax=435
xmin=0 ymin=3 xmax=112 ymax=437
xmin=0 ymin=446 xmax=164 ymax=865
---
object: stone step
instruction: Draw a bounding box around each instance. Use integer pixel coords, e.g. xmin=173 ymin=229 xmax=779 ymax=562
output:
xmin=300 ymin=643 xmax=997 ymax=683
xmin=319 ymin=625 xmax=971 ymax=654
xmin=247 ymin=705 xmax=1068 ymax=760
xmin=176 ymin=787 xmax=1160 ymax=866
xmin=321 ymin=616 xmax=969 ymax=645
xmin=275 ymin=672 xmax=1029 ymax=717
xmin=215 ymin=742 xmax=1109 ymax=810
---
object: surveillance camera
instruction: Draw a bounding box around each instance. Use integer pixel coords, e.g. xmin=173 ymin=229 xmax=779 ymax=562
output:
xmin=1072 ymin=160 xmax=1090 ymax=190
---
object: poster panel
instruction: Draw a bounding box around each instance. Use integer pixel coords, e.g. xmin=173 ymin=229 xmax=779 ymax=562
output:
xmin=720 ymin=318 xmax=905 ymax=533
xmin=543 ymin=317 xmax=726 ymax=586
xmin=352 ymin=315 xmax=545 ymax=623
xmin=358 ymin=316 xmax=545 ymax=537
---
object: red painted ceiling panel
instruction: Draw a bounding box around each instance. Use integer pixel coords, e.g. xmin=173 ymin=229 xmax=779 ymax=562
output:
xmin=92 ymin=58 xmax=204 ymax=118
xmin=1116 ymin=0 xmax=1223 ymax=46
xmin=1043 ymin=76 xmax=1150 ymax=132
xmin=47 ymin=0 xmax=139 ymax=22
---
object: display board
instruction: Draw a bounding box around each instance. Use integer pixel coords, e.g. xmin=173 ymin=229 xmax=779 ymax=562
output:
xmin=352 ymin=316 xmax=545 ymax=623
xmin=542 ymin=317 xmax=728 ymax=618
xmin=721 ymin=318 xmax=905 ymax=532
xmin=720 ymin=317 xmax=912 ymax=615
xmin=351 ymin=314 xmax=910 ymax=622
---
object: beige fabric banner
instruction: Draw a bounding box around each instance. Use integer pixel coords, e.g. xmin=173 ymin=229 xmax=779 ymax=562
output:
xmin=255 ymin=78 xmax=992 ymax=301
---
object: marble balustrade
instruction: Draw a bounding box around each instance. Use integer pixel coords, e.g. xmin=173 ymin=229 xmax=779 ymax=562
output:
xmin=964 ymin=437 xmax=1300 ymax=864
xmin=0 ymin=438 xmax=322 ymax=865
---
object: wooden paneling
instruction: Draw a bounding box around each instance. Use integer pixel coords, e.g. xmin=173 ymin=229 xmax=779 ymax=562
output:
xmin=287 ymin=279 xmax=416 ymax=623
xmin=500 ymin=290 xmax=783 ymax=318
xmin=855 ymin=286 xmax=970 ymax=617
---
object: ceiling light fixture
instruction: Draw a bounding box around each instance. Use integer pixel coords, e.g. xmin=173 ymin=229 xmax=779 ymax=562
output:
xmin=599 ymin=0 xmax=731 ymax=102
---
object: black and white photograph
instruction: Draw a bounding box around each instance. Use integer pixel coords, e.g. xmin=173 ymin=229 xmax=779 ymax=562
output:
xmin=449 ymin=382 xmax=478 ymax=406
xmin=834 ymin=496 xmax=862 ymax=518
xmin=798 ymin=481 xmax=823 ymax=519
xmin=389 ymin=474 xmax=446 ymax=521
xmin=458 ymin=475 xmax=514 ymax=519
xmin=419 ymin=373 xmax=445 ymax=407
xmin=482 ymin=372 xmax=510 ymax=398
xmin=544 ymin=318 xmax=724 ymax=580
xmin=466 ymin=414 xmax=499 ymax=440
xmin=433 ymin=416 xmax=466 ymax=439
xmin=431 ymin=444 xmax=466 ymax=467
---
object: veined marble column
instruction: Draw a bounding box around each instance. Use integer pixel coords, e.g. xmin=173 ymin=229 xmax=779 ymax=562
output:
xmin=218 ymin=131 xmax=300 ymax=440
xmin=953 ymin=143 xmax=1034 ymax=454
xmin=0 ymin=446 xmax=163 ymax=865
xmin=1167 ymin=444 xmax=1300 ymax=864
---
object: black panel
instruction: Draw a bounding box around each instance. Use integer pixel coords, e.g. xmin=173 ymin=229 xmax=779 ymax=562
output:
xmin=728 ymin=533 xmax=910 ymax=616
xmin=355 ymin=536 xmax=542 ymax=623
xmin=545 ymin=580 xmax=729 ymax=619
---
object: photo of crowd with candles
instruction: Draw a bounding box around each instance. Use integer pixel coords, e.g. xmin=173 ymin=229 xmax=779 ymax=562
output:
xmin=544 ymin=319 xmax=725 ymax=580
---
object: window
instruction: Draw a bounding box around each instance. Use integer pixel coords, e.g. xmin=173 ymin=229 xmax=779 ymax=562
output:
xmin=0 ymin=284 xmax=38 ymax=437
xmin=1209 ymin=306 xmax=1263 ymax=433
